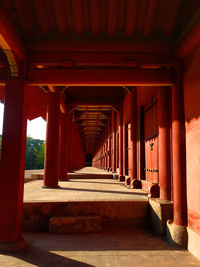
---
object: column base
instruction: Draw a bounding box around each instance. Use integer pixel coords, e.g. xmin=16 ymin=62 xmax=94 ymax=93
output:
xmin=42 ymin=185 xmax=60 ymax=189
xmin=125 ymin=177 xmax=131 ymax=186
xmin=113 ymin=173 xmax=119 ymax=179
xmin=131 ymin=179 xmax=142 ymax=189
xmin=118 ymin=175 xmax=125 ymax=182
xmin=166 ymin=220 xmax=188 ymax=248
xmin=0 ymin=237 xmax=27 ymax=252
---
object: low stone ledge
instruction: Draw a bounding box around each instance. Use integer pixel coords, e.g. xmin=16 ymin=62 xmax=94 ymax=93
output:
xmin=49 ymin=216 xmax=102 ymax=234
xmin=31 ymin=173 xmax=44 ymax=180
xmin=149 ymin=198 xmax=173 ymax=235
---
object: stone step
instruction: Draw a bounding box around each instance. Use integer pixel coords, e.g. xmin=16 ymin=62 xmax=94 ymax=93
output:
xmin=49 ymin=216 xmax=102 ymax=234
xmin=23 ymin=200 xmax=149 ymax=231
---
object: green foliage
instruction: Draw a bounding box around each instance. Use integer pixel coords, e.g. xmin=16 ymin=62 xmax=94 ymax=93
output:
xmin=25 ymin=137 xmax=45 ymax=170
xmin=34 ymin=142 xmax=45 ymax=169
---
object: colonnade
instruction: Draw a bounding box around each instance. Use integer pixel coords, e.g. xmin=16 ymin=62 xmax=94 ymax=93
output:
xmin=92 ymin=79 xmax=187 ymax=230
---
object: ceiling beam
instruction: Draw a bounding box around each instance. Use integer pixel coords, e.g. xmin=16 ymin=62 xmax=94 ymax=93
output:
xmin=176 ymin=9 xmax=200 ymax=58
xmin=28 ymin=40 xmax=174 ymax=53
xmin=28 ymin=52 xmax=172 ymax=67
xmin=67 ymin=98 xmax=120 ymax=107
xmin=26 ymin=68 xmax=173 ymax=86
xmin=0 ymin=8 xmax=26 ymax=76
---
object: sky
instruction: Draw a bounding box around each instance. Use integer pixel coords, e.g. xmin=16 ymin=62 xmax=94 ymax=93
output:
xmin=0 ymin=103 xmax=46 ymax=140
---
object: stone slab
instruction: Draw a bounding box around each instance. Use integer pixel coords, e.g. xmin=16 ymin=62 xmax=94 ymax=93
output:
xmin=49 ymin=216 xmax=102 ymax=233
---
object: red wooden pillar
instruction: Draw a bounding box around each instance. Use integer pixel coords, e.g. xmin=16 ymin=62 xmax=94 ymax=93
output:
xmin=108 ymin=117 xmax=112 ymax=171
xmin=119 ymin=104 xmax=125 ymax=181
xmin=158 ymin=87 xmax=171 ymax=200
xmin=172 ymin=64 xmax=187 ymax=226
xmin=123 ymin=120 xmax=126 ymax=177
xmin=70 ymin=120 xmax=74 ymax=171
xmin=44 ymin=91 xmax=60 ymax=188
xmin=112 ymin=110 xmax=116 ymax=172
xmin=131 ymin=88 xmax=137 ymax=180
xmin=0 ymin=78 xmax=27 ymax=247
xmin=59 ymin=112 xmax=69 ymax=181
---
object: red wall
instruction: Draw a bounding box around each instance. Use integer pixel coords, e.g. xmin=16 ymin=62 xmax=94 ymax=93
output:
xmin=184 ymin=45 xmax=200 ymax=234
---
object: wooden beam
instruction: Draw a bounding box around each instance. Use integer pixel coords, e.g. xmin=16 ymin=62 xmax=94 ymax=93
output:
xmin=53 ymin=0 xmax=67 ymax=35
xmin=73 ymin=0 xmax=83 ymax=35
xmin=28 ymin=40 xmax=174 ymax=53
xmin=108 ymin=0 xmax=117 ymax=35
xmin=0 ymin=8 xmax=25 ymax=60
xmin=0 ymin=8 xmax=26 ymax=76
xmin=48 ymin=85 xmax=56 ymax=92
xmin=118 ymin=0 xmax=125 ymax=31
xmin=29 ymin=52 xmax=172 ymax=68
xmin=125 ymin=0 xmax=138 ymax=36
xmin=90 ymin=0 xmax=100 ymax=35
xmin=176 ymin=9 xmax=200 ymax=58
xmin=143 ymin=0 xmax=157 ymax=35
xmin=26 ymin=68 xmax=173 ymax=86
xmin=32 ymin=0 xmax=50 ymax=34
xmin=163 ymin=0 xmax=181 ymax=36
xmin=67 ymin=98 xmax=120 ymax=106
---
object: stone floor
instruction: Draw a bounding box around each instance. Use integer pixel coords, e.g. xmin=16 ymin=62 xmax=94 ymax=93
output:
xmin=1 ymin=229 xmax=200 ymax=267
xmin=19 ymin=168 xmax=200 ymax=266
xmin=24 ymin=177 xmax=147 ymax=202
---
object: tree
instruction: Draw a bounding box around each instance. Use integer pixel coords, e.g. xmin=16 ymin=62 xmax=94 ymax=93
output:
xmin=25 ymin=137 xmax=45 ymax=170
xmin=34 ymin=142 xmax=45 ymax=169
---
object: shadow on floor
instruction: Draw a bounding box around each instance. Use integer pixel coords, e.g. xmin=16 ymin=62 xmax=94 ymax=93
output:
xmin=58 ymin=186 xmax=147 ymax=196
xmin=68 ymin=180 xmax=126 ymax=186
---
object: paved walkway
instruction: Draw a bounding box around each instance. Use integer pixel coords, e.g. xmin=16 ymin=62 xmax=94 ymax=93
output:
xmin=24 ymin=167 xmax=147 ymax=202
xmin=24 ymin=179 xmax=147 ymax=202
xmin=1 ymin=229 xmax=200 ymax=266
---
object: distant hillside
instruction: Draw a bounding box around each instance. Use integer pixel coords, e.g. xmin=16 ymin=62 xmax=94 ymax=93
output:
xmin=25 ymin=137 xmax=45 ymax=170
xmin=0 ymin=136 xmax=45 ymax=170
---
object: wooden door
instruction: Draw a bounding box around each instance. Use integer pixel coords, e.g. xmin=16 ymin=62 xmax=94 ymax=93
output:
xmin=127 ymin=123 xmax=132 ymax=177
xmin=144 ymin=101 xmax=159 ymax=183
xmin=116 ymin=132 xmax=119 ymax=168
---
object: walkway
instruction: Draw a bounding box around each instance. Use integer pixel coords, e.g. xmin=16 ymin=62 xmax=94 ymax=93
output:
xmin=1 ymin=229 xmax=200 ymax=266
xmin=24 ymin=167 xmax=147 ymax=202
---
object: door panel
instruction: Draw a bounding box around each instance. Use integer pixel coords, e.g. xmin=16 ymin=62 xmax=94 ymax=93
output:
xmin=144 ymin=101 xmax=159 ymax=183
xmin=127 ymin=123 xmax=132 ymax=177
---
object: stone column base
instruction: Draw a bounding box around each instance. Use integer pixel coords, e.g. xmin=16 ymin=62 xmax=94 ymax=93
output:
xmin=149 ymin=198 xmax=173 ymax=235
xmin=125 ymin=177 xmax=131 ymax=186
xmin=166 ymin=220 xmax=188 ymax=248
xmin=118 ymin=175 xmax=125 ymax=182
xmin=131 ymin=179 xmax=142 ymax=189
xmin=113 ymin=173 xmax=119 ymax=179
xmin=0 ymin=237 xmax=27 ymax=252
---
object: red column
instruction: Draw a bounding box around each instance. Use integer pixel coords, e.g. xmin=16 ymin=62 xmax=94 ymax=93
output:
xmin=70 ymin=119 xmax=74 ymax=171
xmin=172 ymin=64 xmax=187 ymax=226
xmin=108 ymin=117 xmax=112 ymax=171
xmin=119 ymin=104 xmax=125 ymax=181
xmin=0 ymin=78 xmax=27 ymax=246
xmin=44 ymin=91 xmax=60 ymax=188
xmin=130 ymin=88 xmax=137 ymax=182
xmin=59 ymin=112 xmax=69 ymax=181
xmin=123 ymin=121 xmax=126 ymax=177
xmin=112 ymin=110 xmax=116 ymax=172
xmin=158 ymin=87 xmax=171 ymax=200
